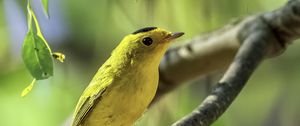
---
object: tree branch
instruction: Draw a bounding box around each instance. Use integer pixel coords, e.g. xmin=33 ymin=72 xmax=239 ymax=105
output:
xmin=171 ymin=18 xmax=277 ymax=126
xmin=154 ymin=20 xmax=241 ymax=103
xmin=152 ymin=0 xmax=300 ymax=125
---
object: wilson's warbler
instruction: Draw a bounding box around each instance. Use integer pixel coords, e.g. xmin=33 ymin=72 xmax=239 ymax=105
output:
xmin=72 ymin=27 xmax=184 ymax=126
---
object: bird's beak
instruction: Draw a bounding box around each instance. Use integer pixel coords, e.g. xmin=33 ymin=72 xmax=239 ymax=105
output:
xmin=165 ymin=32 xmax=184 ymax=41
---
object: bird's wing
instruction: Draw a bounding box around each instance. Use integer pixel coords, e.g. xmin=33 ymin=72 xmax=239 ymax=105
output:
xmin=72 ymin=59 xmax=115 ymax=126
xmin=71 ymin=86 xmax=107 ymax=126
xmin=72 ymin=75 xmax=113 ymax=126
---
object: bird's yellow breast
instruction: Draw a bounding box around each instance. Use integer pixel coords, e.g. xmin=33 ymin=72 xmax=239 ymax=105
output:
xmin=82 ymin=62 xmax=159 ymax=126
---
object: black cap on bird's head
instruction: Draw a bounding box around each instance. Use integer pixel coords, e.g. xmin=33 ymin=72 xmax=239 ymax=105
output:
xmin=131 ymin=26 xmax=184 ymax=42
xmin=132 ymin=27 xmax=157 ymax=34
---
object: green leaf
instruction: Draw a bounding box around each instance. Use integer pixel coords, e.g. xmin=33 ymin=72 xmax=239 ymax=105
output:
xmin=22 ymin=29 xmax=53 ymax=80
xmin=41 ymin=0 xmax=49 ymax=18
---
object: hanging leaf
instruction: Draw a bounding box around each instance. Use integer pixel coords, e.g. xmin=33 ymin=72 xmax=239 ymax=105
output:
xmin=20 ymin=0 xmax=65 ymax=97
xmin=41 ymin=0 xmax=49 ymax=18
xmin=22 ymin=1 xmax=54 ymax=80
xmin=22 ymin=29 xmax=54 ymax=80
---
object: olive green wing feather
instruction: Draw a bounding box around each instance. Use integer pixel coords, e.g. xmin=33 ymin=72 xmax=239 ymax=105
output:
xmin=71 ymin=59 xmax=115 ymax=126
xmin=71 ymin=85 xmax=107 ymax=126
xmin=72 ymin=71 xmax=113 ymax=126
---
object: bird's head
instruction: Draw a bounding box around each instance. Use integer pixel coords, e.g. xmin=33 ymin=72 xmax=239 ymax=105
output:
xmin=113 ymin=27 xmax=184 ymax=66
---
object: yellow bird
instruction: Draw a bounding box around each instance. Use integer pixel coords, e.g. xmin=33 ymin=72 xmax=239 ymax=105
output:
xmin=72 ymin=27 xmax=184 ymax=126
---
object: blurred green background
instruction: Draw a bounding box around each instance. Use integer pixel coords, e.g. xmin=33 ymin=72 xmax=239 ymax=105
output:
xmin=1 ymin=0 xmax=300 ymax=126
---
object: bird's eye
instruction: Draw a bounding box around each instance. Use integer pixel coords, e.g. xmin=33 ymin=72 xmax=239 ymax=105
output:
xmin=142 ymin=37 xmax=153 ymax=46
